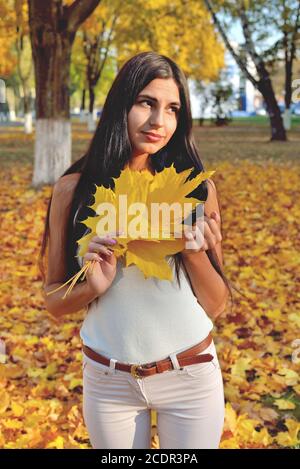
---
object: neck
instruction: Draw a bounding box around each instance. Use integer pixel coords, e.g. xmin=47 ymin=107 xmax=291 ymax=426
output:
xmin=127 ymin=155 xmax=155 ymax=175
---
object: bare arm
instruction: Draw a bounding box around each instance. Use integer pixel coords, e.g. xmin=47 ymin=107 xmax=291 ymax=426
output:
xmin=43 ymin=173 xmax=99 ymax=318
xmin=44 ymin=279 xmax=99 ymax=319
xmin=182 ymin=179 xmax=229 ymax=320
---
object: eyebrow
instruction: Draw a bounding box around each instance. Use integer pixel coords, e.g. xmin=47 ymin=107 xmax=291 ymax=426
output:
xmin=137 ymin=94 xmax=181 ymax=108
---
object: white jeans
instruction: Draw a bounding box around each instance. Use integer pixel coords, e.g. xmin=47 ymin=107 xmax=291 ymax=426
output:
xmin=82 ymin=339 xmax=225 ymax=449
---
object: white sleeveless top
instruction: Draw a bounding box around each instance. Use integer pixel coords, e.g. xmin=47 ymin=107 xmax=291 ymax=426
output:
xmin=78 ymin=247 xmax=214 ymax=365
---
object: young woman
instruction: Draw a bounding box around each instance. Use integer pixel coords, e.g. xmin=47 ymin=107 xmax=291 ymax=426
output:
xmin=40 ymin=51 xmax=233 ymax=449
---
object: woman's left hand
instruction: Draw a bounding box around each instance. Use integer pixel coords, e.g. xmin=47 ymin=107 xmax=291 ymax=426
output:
xmin=181 ymin=211 xmax=222 ymax=256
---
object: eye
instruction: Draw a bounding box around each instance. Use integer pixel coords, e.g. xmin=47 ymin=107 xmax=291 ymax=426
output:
xmin=139 ymin=100 xmax=179 ymax=114
xmin=140 ymin=99 xmax=152 ymax=107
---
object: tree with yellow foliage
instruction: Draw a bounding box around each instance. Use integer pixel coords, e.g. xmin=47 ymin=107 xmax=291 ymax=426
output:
xmin=0 ymin=0 xmax=17 ymax=78
xmin=15 ymin=0 xmax=34 ymax=134
xmin=113 ymin=0 xmax=225 ymax=81
xmin=73 ymin=0 xmax=225 ymax=132
xmin=79 ymin=0 xmax=122 ymax=131
xmin=27 ymin=0 xmax=102 ymax=187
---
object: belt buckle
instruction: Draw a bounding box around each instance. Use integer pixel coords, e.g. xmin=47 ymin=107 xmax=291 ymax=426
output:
xmin=130 ymin=364 xmax=143 ymax=379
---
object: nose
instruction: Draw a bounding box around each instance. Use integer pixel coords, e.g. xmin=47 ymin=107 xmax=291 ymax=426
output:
xmin=149 ymin=107 xmax=165 ymax=127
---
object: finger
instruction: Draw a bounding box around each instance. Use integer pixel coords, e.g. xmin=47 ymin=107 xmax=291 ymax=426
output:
xmin=194 ymin=218 xmax=205 ymax=236
xmin=184 ymin=219 xmax=204 ymax=236
xmin=90 ymin=260 xmax=96 ymax=274
xmin=204 ymin=221 xmax=217 ymax=248
xmin=201 ymin=239 xmax=209 ymax=251
xmin=183 ymin=228 xmax=199 ymax=244
xmin=211 ymin=211 xmax=221 ymax=224
xmin=91 ymin=236 xmax=118 ymax=245
xmin=193 ymin=225 xmax=207 ymax=250
xmin=183 ymin=229 xmax=195 ymax=241
xmin=105 ymin=254 xmax=117 ymax=266
xmin=184 ymin=226 xmax=206 ymax=250
xmin=193 ymin=228 xmax=209 ymax=251
xmin=88 ymin=242 xmax=114 ymax=256
xmin=84 ymin=252 xmax=103 ymax=264
xmin=92 ymin=231 xmax=124 ymax=243
xmin=206 ymin=217 xmax=222 ymax=242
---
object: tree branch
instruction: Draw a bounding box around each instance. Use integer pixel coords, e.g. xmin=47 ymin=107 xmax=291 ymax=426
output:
xmin=203 ymin=0 xmax=259 ymax=87
xmin=66 ymin=0 xmax=101 ymax=33
xmin=289 ymin=0 xmax=300 ymax=62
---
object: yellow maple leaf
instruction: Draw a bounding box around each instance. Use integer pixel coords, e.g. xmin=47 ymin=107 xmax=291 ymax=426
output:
xmin=231 ymin=357 xmax=253 ymax=378
xmin=46 ymin=436 xmax=65 ymax=449
xmin=11 ymin=401 xmax=24 ymax=417
xmin=273 ymin=399 xmax=296 ymax=410
xmin=275 ymin=419 xmax=300 ymax=447
xmin=276 ymin=368 xmax=299 ymax=386
xmin=0 ymin=390 xmax=10 ymax=414
xmin=223 ymin=402 xmax=238 ymax=433
xmin=47 ymin=164 xmax=215 ymax=298
xmin=69 ymin=378 xmax=83 ymax=390
xmin=219 ymin=437 xmax=240 ymax=449
xmin=3 ymin=419 xmax=23 ymax=430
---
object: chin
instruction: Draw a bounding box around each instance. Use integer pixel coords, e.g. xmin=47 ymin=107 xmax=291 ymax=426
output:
xmin=136 ymin=143 xmax=162 ymax=152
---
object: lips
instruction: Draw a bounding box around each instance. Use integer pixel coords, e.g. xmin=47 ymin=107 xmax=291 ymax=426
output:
xmin=142 ymin=132 xmax=164 ymax=143
xmin=142 ymin=132 xmax=165 ymax=138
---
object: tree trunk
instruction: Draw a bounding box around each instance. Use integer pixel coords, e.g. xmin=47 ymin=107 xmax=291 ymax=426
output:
xmin=23 ymin=88 xmax=30 ymax=114
xmin=80 ymin=88 xmax=86 ymax=122
xmin=81 ymin=88 xmax=86 ymax=111
xmin=24 ymin=113 xmax=33 ymax=134
xmin=267 ymin=109 xmax=287 ymax=141
xmin=89 ymin=86 xmax=95 ymax=114
xmin=28 ymin=0 xmax=101 ymax=187
xmin=23 ymin=92 xmax=33 ymax=134
xmin=87 ymin=112 xmax=96 ymax=132
xmin=283 ymin=32 xmax=292 ymax=132
xmin=283 ymin=109 xmax=291 ymax=131
xmin=87 ymin=86 xmax=96 ymax=131
xmin=203 ymin=0 xmax=287 ymax=142
xmin=285 ymin=54 xmax=293 ymax=109
xmin=30 ymin=33 xmax=73 ymax=186
xmin=258 ymin=78 xmax=287 ymax=141
xmin=6 ymin=88 xmax=16 ymax=122
xmin=34 ymin=119 xmax=71 ymax=184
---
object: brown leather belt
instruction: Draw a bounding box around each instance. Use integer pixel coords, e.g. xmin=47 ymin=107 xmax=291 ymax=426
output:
xmin=82 ymin=332 xmax=213 ymax=379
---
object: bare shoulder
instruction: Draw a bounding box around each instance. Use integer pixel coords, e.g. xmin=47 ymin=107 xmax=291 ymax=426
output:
xmin=50 ymin=172 xmax=81 ymax=222
xmin=53 ymin=172 xmax=81 ymax=198
xmin=46 ymin=173 xmax=81 ymax=282
xmin=206 ymin=177 xmax=217 ymax=193
xmin=206 ymin=178 xmax=219 ymax=201
xmin=53 ymin=173 xmax=81 ymax=194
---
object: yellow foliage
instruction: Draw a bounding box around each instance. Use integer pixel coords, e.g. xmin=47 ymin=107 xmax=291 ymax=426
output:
xmin=113 ymin=0 xmax=225 ymax=81
xmin=78 ymin=164 xmax=215 ymax=277
xmin=47 ymin=164 xmax=215 ymax=298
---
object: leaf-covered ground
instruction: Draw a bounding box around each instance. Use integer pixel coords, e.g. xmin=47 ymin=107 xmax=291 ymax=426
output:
xmin=0 ymin=124 xmax=299 ymax=448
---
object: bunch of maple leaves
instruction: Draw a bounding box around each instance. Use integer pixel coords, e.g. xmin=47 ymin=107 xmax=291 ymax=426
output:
xmin=0 ymin=160 xmax=299 ymax=449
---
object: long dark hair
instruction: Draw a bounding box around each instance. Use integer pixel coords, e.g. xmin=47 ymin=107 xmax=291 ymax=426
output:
xmin=39 ymin=51 xmax=239 ymax=309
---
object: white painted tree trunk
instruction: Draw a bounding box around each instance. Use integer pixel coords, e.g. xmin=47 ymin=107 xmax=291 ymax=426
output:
xmin=24 ymin=112 xmax=33 ymax=134
xmin=32 ymin=118 xmax=71 ymax=187
xmin=79 ymin=110 xmax=87 ymax=122
xmin=6 ymin=88 xmax=16 ymax=122
xmin=87 ymin=111 xmax=96 ymax=132
xmin=283 ymin=108 xmax=291 ymax=130
xmin=9 ymin=110 xmax=16 ymax=121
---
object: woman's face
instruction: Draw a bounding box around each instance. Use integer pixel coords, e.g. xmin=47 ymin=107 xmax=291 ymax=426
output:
xmin=127 ymin=78 xmax=181 ymax=162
